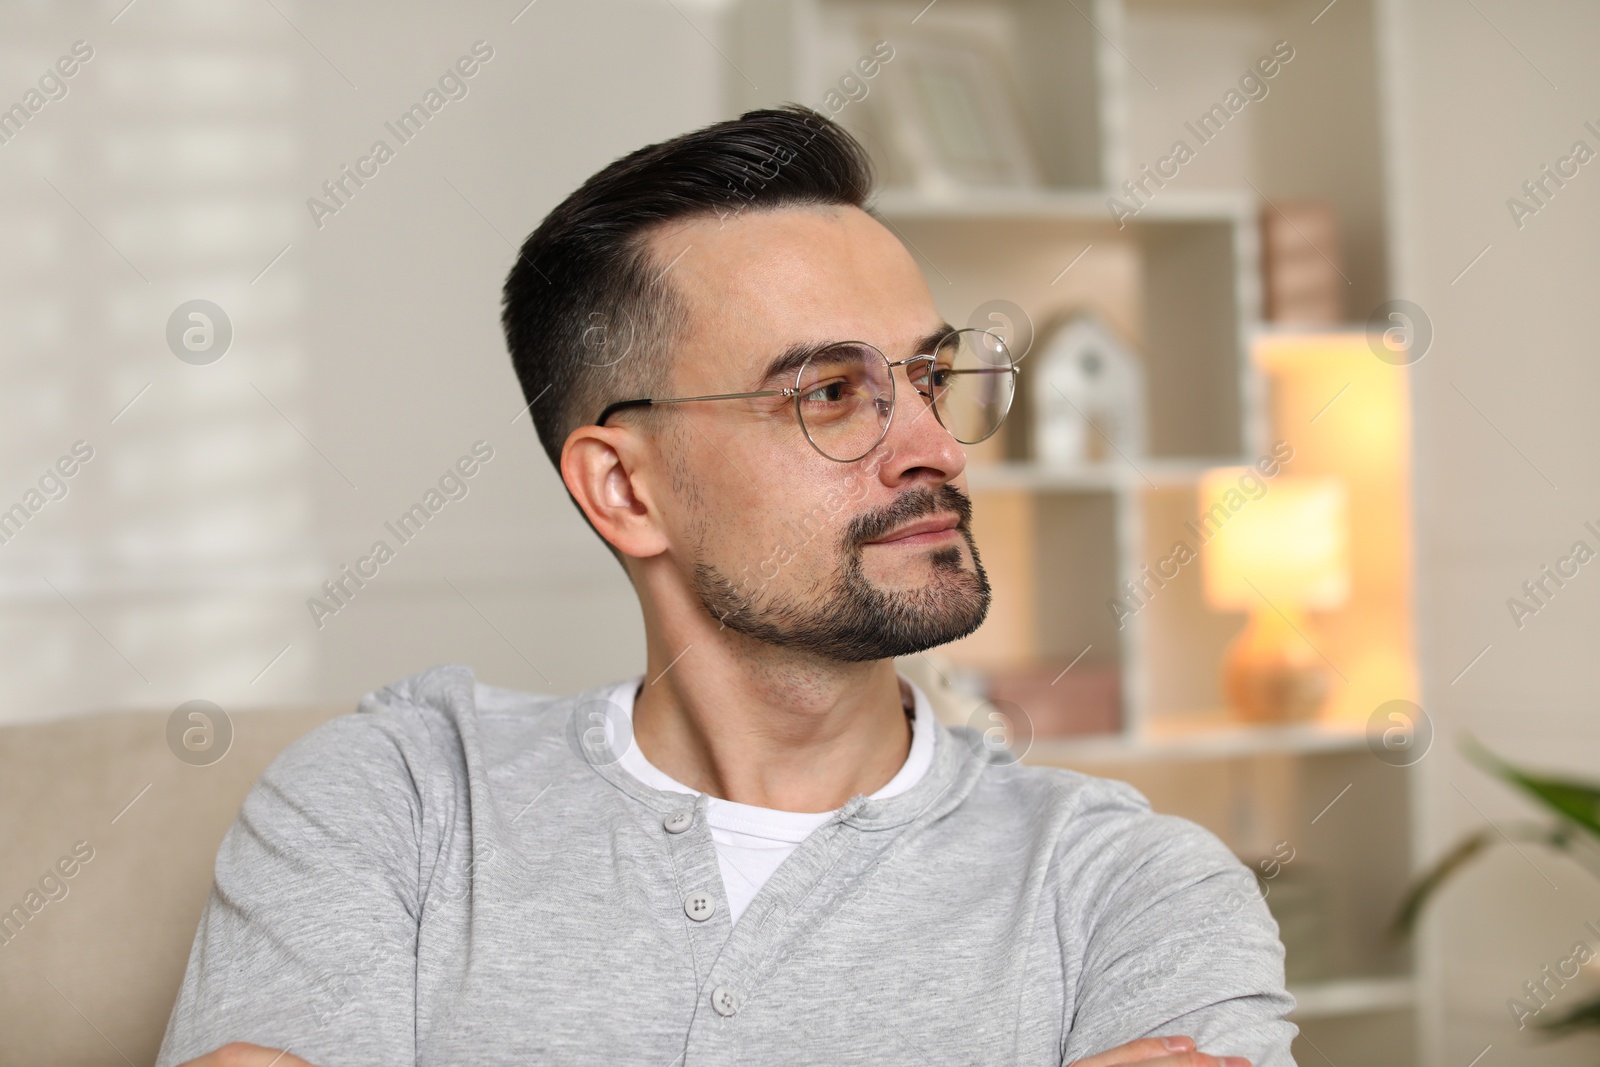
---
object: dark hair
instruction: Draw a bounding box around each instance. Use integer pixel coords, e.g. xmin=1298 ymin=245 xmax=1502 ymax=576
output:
xmin=500 ymin=104 xmax=875 ymax=522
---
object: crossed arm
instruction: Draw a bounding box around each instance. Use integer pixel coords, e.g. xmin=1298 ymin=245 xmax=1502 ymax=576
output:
xmin=178 ymin=1033 xmax=1255 ymax=1067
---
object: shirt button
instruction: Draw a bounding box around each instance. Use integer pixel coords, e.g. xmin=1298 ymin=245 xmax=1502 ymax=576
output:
xmin=684 ymin=892 xmax=716 ymax=922
xmin=711 ymin=984 xmax=739 ymax=1016
xmin=663 ymin=810 xmax=693 ymax=834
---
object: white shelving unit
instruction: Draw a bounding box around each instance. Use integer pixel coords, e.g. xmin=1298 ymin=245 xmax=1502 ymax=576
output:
xmin=1288 ymin=976 xmax=1416 ymax=1022
xmin=724 ymin=1 xmax=1413 ymax=1063
xmin=1026 ymin=711 xmax=1369 ymax=765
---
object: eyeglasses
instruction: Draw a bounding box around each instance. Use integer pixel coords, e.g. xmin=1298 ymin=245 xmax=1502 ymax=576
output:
xmin=595 ymin=327 xmax=1017 ymax=462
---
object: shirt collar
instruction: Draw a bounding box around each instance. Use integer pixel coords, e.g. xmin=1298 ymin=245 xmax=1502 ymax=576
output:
xmin=562 ymin=673 xmax=990 ymax=832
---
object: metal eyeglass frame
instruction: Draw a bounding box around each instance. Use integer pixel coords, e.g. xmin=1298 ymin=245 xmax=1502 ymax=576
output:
xmin=593 ymin=329 xmax=1018 ymax=463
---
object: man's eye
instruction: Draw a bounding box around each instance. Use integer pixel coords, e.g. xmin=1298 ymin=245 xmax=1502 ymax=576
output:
xmin=800 ymin=380 xmax=849 ymax=403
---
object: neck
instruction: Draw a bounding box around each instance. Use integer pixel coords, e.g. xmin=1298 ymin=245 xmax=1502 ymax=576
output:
xmin=629 ymin=589 xmax=915 ymax=813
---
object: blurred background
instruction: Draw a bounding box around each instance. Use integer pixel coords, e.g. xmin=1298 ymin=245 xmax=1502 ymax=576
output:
xmin=2 ymin=0 xmax=1598 ymax=1064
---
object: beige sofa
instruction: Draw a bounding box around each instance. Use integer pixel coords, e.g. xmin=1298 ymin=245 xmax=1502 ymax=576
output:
xmin=0 ymin=705 xmax=347 ymax=1066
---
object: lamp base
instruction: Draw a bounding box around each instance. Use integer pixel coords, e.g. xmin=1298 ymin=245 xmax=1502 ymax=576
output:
xmin=1222 ymin=609 xmax=1332 ymax=723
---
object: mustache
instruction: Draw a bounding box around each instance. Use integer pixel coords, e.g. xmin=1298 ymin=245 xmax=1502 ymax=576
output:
xmin=843 ymin=484 xmax=974 ymax=548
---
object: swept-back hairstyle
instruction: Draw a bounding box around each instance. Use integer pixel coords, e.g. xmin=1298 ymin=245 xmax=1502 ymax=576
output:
xmin=500 ymin=103 xmax=875 ymax=533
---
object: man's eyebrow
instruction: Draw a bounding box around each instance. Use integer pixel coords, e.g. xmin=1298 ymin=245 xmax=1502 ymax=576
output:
xmin=754 ymin=322 xmax=957 ymax=386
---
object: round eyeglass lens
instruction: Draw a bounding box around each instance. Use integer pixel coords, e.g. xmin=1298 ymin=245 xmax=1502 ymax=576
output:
xmin=794 ymin=342 xmax=893 ymax=461
xmin=928 ymin=328 xmax=1015 ymax=444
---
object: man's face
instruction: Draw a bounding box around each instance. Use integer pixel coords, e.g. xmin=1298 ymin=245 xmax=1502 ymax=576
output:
xmin=638 ymin=204 xmax=990 ymax=662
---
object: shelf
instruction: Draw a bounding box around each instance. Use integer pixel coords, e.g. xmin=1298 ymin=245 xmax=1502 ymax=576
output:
xmin=869 ymin=187 xmax=1253 ymax=225
xmin=1287 ymin=976 xmax=1416 ymax=1021
xmin=1020 ymin=712 xmax=1369 ymax=764
xmin=968 ymin=462 xmax=1124 ymax=493
xmin=1251 ymin=323 xmax=1371 ymax=343
xmin=968 ymin=458 xmax=1250 ymax=493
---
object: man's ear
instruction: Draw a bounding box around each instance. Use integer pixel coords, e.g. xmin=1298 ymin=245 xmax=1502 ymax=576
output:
xmin=560 ymin=423 xmax=671 ymax=559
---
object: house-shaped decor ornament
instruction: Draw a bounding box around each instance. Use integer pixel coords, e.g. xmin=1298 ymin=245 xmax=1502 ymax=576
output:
xmin=1031 ymin=312 xmax=1146 ymax=465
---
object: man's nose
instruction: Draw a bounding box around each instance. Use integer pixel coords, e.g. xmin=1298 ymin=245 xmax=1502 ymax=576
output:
xmin=872 ymin=360 xmax=967 ymax=486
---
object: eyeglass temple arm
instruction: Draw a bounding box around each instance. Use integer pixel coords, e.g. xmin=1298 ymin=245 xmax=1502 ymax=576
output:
xmin=593 ymin=354 xmax=1018 ymax=426
xmin=595 ymin=398 xmax=653 ymax=425
xmin=595 ymin=388 xmax=793 ymax=427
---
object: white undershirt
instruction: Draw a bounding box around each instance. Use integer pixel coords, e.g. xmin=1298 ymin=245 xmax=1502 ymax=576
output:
xmin=609 ymin=675 xmax=936 ymax=926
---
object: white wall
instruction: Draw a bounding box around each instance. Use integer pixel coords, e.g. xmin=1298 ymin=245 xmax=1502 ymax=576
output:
xmin=0 ymin=0 xmax=727 ymax=723
xmin=1384 ymin=0 xmax=1600 ymax=1062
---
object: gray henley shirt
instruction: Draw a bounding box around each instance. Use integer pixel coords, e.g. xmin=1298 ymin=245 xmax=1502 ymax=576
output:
xmin=155 ymin=663 xmax=1300 ymax=1066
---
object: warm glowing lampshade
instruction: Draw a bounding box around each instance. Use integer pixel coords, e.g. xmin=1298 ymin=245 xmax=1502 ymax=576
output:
xmin=1200 ymin=473 xmax=1351 ymax=612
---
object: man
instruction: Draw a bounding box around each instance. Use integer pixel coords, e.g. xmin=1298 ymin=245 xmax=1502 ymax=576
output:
xmin=158 ymin=105 xmax=1297 ymax=1067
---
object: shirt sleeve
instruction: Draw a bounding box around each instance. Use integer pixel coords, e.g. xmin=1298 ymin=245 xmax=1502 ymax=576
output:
xmin=1057 ymin=783 xmax=1300 ymax=1067
xmin=154 ymin=690 xmax=433 ymax=1067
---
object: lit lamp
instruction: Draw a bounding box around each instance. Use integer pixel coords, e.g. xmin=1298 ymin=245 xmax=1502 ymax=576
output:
xmin=1199 ymin=472 xmax=1350 ymax=723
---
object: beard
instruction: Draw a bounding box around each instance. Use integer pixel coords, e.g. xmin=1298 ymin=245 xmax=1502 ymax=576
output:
xmin=691 ymin=483 xmax=991 ymax=662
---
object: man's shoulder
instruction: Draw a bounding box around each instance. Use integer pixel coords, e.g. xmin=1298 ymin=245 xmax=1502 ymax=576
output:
xmin=363 ymin=661 xmax=572 ymax=722
xmin=349 ymin=661 xmax=609 ymax=733
xmin=263 ymin=664 xmax=615 ymax=798
xmin=967 ymin=752 xmax=1153 ymax=824
xmin=967 ymin=755 xmax=1244 ymax=885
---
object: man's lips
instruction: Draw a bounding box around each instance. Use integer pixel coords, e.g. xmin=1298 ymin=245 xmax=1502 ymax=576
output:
xmin=863 ymin=513 xmax=962 ymax=547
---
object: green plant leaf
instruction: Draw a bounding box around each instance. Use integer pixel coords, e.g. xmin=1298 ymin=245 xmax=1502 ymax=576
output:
xmin=1388 ymin=828 xmax=1497 ymax=940
xmin=1389 ymin=737 xmax=1600 ymax=943
xmin=1533 ymin=990 xmax=1600 ymax=1036
xmin=1462 ymin=734 xmax=1600 ymax=842
xmin=1389 ymin=821 xmax=1572 ymax=941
